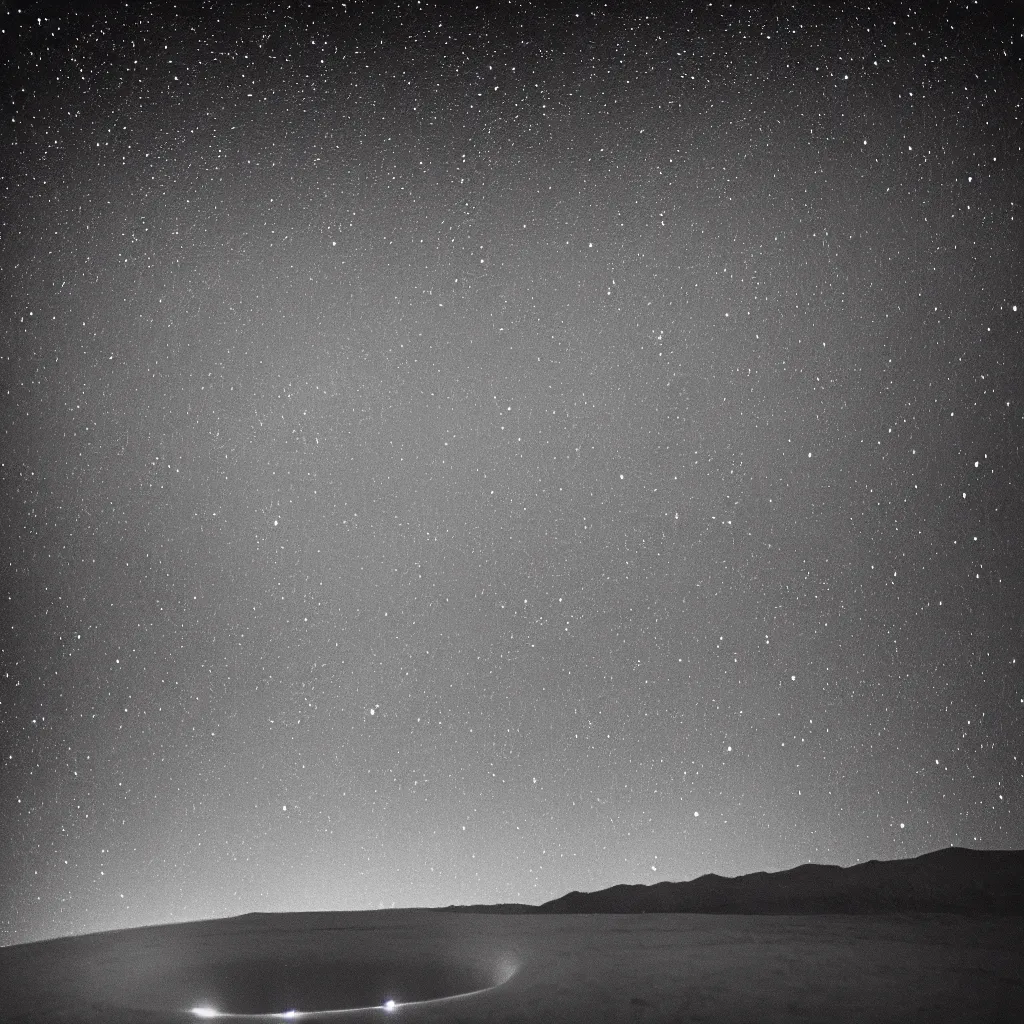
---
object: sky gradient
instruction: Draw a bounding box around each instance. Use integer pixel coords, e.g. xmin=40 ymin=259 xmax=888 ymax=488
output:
xmin=2 ymin=0 xmax=1022 ymax=947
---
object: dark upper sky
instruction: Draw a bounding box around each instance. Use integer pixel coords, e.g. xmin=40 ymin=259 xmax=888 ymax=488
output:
xmin=1 ymin=0 xmax=1021 ymax=947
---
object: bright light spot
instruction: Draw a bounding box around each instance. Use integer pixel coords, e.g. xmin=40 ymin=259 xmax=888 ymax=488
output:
xmin=384 ymin=999 xmax=397 ymax=1011
xmin=191 ymin=1009 xmax=220 ymax=1019
xmin=280 ymin=1012 xmax=299 ymax=1019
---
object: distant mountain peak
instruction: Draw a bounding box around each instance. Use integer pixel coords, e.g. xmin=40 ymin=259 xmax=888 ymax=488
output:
xmin=531 ymin=847 xmax=1024 ymax=916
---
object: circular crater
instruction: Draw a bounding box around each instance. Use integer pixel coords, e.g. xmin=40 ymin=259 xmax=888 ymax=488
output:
xmin=133 ymin=952 xmax=510 ymax=1017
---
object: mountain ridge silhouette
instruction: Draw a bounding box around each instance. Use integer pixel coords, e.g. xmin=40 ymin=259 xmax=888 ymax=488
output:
xmin=440 ymin=847 xmax=1024 ymax=915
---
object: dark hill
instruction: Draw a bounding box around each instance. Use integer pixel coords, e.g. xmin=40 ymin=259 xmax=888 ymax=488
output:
xmin=531 ymin=847 xmax=1024 ymax=915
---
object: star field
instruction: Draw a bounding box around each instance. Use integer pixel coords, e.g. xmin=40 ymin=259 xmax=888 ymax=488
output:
xmin=1 ymin=1 xmax=1022 ymax=947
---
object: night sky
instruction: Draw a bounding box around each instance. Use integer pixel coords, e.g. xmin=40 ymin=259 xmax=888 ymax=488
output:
xmin=2 ymin=1 xmax=1022 ymax=948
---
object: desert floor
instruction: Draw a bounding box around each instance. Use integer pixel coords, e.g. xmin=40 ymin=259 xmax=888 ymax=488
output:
xmin=1 ymin=909 xmax=1022 ymax=1023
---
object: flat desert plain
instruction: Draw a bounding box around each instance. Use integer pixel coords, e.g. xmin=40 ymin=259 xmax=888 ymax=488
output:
xmin=1 ymin=908 xmax=1022 ymax=1023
